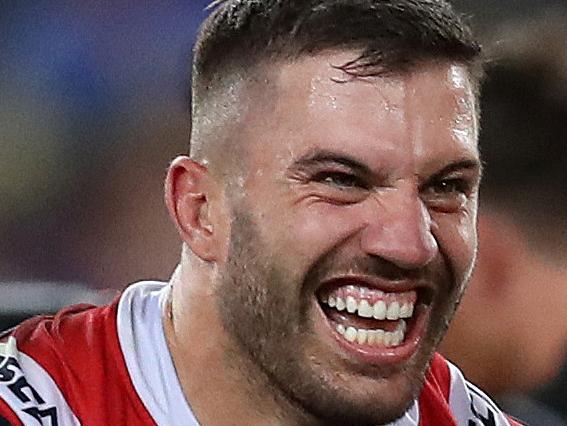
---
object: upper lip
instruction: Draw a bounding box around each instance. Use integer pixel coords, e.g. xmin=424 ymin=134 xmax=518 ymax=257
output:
xmin=317 ymin=274 xmax=434 ymax=295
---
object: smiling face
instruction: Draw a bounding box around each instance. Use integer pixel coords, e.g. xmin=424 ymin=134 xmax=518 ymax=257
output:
xmin=214 ymin=51 xmax=480 ymax=425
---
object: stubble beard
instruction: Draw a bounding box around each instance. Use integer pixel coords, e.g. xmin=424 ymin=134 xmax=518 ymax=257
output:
xmin=214 ymin=210 xmax=464 ymax=425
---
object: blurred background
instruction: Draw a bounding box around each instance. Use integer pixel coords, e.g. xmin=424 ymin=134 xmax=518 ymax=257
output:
xmin=1 ymin=0 xmax=567 ymax=424
xmin=1 ymin=0 xmax=210 ymax=290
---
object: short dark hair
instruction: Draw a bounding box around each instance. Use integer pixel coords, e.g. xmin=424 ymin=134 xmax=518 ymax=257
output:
xmin=479 ymin=14 xmax=567 ymax=255
xmin=190 ymin=0 xmax=482 ymax=156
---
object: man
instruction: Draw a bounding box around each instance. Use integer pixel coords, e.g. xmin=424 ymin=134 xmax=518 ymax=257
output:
xmin=0 ymin=1 xmax=520 ymax=425
xmin=440 ymin=14 xmax=567 ymax=425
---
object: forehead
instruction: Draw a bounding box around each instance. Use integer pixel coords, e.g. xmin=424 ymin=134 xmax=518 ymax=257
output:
xmin=239 ymin=51 xmax=478 ymax=174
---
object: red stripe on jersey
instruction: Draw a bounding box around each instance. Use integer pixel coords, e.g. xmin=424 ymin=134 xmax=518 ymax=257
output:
xmin=428 ymin=352 xmax=451 ymax=400
xmin=10 ymin=300 xmax=156 ymax=426
xmin=418 ymin=353 xmax=457 ymax=426
xmin=0 ymin=396 xmax=23 ymax=426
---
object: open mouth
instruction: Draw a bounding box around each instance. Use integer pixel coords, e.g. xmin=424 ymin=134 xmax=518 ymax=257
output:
xmin=316 ymin=280 xmax=432 ymax=364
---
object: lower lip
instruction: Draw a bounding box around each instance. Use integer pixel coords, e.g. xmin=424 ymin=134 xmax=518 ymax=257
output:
xmin=313 ymin=299 xmax=430 ymax=366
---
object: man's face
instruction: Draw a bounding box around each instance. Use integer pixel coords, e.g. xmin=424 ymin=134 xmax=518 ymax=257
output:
xmin=214 ymin=52 xmax=480 ymax=425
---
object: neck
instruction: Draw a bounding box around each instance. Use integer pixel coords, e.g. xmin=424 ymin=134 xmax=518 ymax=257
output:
xmin=162 ymin=265 xmax=320 ymax=426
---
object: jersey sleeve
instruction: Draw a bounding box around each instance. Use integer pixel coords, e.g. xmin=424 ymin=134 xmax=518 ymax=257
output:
xmin=0 ymin=298 xmax=158 ymax=426
xmin=0 ymin=334 xmax=80 ymax=426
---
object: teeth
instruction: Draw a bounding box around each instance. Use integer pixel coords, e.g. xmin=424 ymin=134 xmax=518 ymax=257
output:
xmin=356 ymin=329 xmax=368 ymax=344
xmin=395 ymin=329 xmax=404 ymax=345
xmin=367 ymin=330 xmax=376 ymax=345
xmin=373 ymin=300 xmax=387 ymax=320
xmin=334 ymin=320 xmax=407 ymax=347
xmin=321 ymin=290 xmax=415 ymax=321
xmin=346 ymin=296 xmax=357 ymax=313
xmin=383 ymin=331 xmax=393 ymax=346
xmin=358 ymin=300 xmax=373 ymax=318
xmin=369 ymin=329 xmax=384 ymax=345
xmin=386 ymin=301 xmax=400 ymax=320
xmin=400 ymin=303 xmax=415 ymax=319
xmin=345 ymin=327 xmax=357 ymax=342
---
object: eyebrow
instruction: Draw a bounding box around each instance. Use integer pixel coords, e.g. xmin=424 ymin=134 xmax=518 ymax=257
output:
xmin=291 ymin=150 xmax=372 ymax=175
xmin=428 ymin=159 xmax=483 ymax=181
xmin=291 ymin=149 xmax=482 ymax=182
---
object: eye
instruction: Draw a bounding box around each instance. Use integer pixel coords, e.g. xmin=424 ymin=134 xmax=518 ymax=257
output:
xmin=430 ymin=178 xmax=469 ymax=195
xmin=313 ymin=171 xmax=367 ymax=189
xmin=421 ymin=178 xmax=472 ymax=211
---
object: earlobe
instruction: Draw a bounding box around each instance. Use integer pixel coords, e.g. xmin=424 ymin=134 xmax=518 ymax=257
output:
xmin=165 ymin=156 xmax=217 ymax=261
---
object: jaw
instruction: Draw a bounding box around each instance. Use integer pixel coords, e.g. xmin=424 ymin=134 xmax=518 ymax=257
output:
xmin=281 ymin=282 xmax=443 ymax=424
xmin=212 ymin=209 xmax=461 ymax=424
xmin=294 ymin=303 xmax=432 ymax=425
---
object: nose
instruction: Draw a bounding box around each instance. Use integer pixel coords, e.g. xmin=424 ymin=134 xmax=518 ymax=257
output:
xmin=359 ymin=191 xmax=438 ymax=270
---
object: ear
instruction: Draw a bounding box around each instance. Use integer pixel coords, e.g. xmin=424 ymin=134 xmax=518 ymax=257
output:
xmin=165 ymin=156 xmax=218 ymax=261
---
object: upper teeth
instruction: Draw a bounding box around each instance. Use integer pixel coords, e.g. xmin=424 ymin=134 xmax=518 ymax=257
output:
xmin=325 ymin=295 xmax=414 ymax=321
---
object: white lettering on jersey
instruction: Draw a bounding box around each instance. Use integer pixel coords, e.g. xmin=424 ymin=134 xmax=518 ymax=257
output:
xmin=0 ymin=337 xmax=80 ymax=426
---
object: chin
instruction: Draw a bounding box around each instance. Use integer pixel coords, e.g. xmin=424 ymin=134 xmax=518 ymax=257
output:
xmin=298 ymin=378 xmax=417 ymax=426
xmin=283 ymin=345 xmax=427 ymax=426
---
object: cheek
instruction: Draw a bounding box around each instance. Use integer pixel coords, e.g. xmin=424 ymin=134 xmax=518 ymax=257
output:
xmin=432 ymin=211 xmax=478 ymax=277
xmin=276 ymin=203 xmax=365 ymax=261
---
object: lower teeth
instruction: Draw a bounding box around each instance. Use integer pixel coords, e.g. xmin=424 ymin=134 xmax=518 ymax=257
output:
xmin=336 ymin=320 xmax=406 ymax=347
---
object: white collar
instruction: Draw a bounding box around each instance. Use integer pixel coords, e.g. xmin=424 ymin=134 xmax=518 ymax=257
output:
xmin=117 ymin=281 xmax=199 ymax=426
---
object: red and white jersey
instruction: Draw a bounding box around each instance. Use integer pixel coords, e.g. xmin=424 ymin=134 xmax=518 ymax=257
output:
xmin=0 ymin=281 xmax=521 ymax=426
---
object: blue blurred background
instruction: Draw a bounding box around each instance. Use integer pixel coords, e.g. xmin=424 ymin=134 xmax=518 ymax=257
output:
xmin=1 ymin=0 xmax=210 ymax=289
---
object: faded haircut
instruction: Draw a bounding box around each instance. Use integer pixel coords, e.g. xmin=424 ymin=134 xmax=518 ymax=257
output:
xmin=190 ymin=0 xmax=483 ymax=158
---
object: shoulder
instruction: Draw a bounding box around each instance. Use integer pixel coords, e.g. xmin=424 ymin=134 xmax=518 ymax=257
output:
xmin=0 ymin=283 xmax=160 ymax=425
xmin=0 ymin=303 xmax=109 ymax=425
xmin=419 ymin=353 xmax=524 ymax=426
